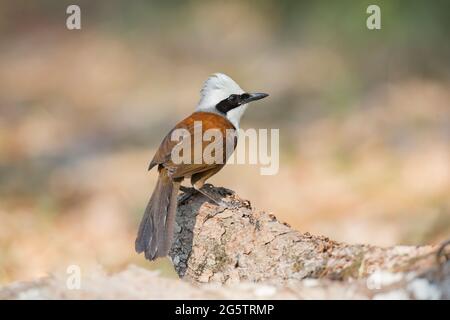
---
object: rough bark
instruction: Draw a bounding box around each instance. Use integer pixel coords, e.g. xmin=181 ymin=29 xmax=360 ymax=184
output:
xmin=168 ymin=186 xmax=449 ymax=298
xmin=1 ymin=186 xmax=448 ymax=299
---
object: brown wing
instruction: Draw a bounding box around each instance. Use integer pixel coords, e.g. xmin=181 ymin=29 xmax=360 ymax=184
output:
xmin=149 ymin=112 xmax=237 ymax=179
xmin=148 ymin=118 xmax=196 ymax=170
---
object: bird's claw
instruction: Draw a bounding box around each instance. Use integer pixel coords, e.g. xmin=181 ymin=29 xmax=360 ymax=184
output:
xmin=178 ymin=186 xmax=196 ymax=204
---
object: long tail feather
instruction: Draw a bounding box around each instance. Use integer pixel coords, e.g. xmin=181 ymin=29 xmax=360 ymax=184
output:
xmin=135 ymin=168 xmax=180 ymax=260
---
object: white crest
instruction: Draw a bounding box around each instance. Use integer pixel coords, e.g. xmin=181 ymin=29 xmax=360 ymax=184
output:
xmin=196 ymin=73 xmax=247 ymax=129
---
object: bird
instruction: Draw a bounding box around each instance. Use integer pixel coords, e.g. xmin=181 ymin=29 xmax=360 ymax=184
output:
xmin=135 ymin=73 xmax=269 ymax=261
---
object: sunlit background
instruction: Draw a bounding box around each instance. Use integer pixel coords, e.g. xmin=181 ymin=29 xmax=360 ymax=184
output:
xmin=0 ymin=0 xmax=449 ymax=284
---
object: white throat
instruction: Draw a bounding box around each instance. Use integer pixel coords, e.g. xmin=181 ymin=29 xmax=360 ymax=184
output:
xmin=196 ymin=73 xmax=247 ymax=129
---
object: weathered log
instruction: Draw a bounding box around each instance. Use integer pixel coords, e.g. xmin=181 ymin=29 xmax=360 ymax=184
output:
xmin=169 ymin=185 xmax=449 ymax=298
xmin=1 ymin=186 xmax=448 ymax=299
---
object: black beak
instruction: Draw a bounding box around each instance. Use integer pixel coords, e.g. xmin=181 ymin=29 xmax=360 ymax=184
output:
xmin=243 ymin=92 xmax=269 ymax=104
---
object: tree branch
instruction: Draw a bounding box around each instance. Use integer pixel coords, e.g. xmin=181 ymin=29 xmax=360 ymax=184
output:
xmin=1 ymin=186 xmax=448 ymax=299
xmin=169 ymin=186 xmax=449 ymax=298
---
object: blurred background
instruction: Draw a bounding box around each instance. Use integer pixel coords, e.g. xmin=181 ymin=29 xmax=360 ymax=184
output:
xmin=0 ymin=0 xmax=449 ymax=284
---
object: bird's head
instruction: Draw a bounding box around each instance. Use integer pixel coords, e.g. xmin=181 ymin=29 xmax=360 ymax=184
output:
xmin=196 ymin=73 xmax=268 ymax=129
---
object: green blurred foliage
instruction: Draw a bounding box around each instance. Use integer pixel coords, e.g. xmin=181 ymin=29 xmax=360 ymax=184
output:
xmin=1 ymin=0 xmax=449 ymax=48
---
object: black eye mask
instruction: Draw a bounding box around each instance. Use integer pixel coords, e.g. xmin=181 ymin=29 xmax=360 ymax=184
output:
xmin=216 ymin=94 xmax=244 ymax=114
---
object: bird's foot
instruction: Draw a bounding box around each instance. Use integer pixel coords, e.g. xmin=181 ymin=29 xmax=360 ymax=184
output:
xmin=180 ymin=185 xmax=195 ymax=193
xmin=178 ymin=186 xmax=196 ymax=204
xmin=196 ymin=185 xmax=239 ymax=209
xmin=180 ymin=184 xmax=239 ymax=209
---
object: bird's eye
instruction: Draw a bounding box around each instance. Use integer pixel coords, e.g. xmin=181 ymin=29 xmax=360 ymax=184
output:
xmin=228 ymin=94 xmax=238 ymax=101
xmin=240 ymin=93 xmax=250 ymax=100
